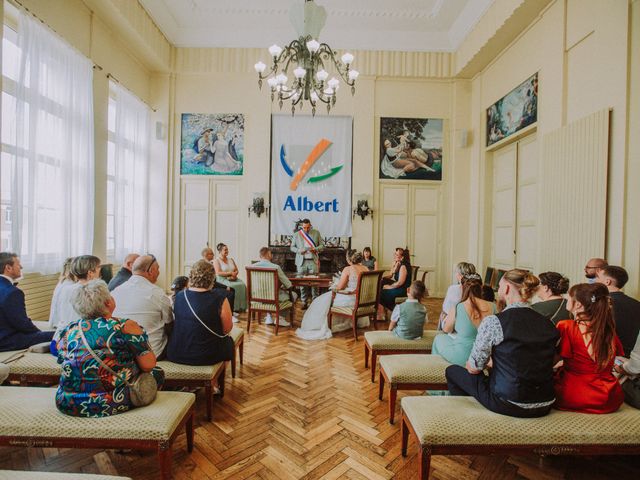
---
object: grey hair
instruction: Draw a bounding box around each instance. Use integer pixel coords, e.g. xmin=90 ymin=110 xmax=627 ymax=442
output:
xmin=455 ymin=262 xmax=476 ymax=277
xmin=71 ymin=280 xmax=112 ymax=319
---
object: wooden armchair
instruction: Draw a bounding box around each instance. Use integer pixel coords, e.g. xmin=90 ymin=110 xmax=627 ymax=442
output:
xmin=328 ymin=270 xmax=384 ymax=340
xmin=246 ymin=267 xmax=294 ymax=335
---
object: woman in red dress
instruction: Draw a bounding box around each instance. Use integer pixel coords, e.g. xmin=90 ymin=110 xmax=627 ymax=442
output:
xmin=554 ymin=283 xmax=624 ymax=413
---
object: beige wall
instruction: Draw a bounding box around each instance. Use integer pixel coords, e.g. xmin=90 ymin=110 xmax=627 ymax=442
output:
xmin=467 ymin=0 xmax=638 ymax=296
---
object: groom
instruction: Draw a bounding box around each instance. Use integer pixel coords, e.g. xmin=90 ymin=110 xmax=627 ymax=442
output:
xmin=290 ymin=219 xmax=324 ymax=309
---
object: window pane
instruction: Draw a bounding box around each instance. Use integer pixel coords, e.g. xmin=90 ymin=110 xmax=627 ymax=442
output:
xmin=108 ymin=97 xmax=116 ymax=133
xmin=1 ymin=92 xmax=16 ymax=145
xmin=107 ymin=140 xmax=115 ymax=176
xmin=2 ymin=29 xmax=20 ymax=81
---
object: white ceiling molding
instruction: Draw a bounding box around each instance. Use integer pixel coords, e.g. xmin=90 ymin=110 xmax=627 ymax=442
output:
xmin=139 ymin=0 xmax=495 ymax=52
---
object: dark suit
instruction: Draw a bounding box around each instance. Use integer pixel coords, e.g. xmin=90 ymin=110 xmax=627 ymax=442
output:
xmin=0 ymin=277 xmax=54 ymax=352
xmin=107 ymin=267 xmax=132 ymax=291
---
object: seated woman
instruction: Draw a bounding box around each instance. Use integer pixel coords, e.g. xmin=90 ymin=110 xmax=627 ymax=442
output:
xmin=213 ymin=243 xmax=247 ymax=313
xmin=554 ymin=283 xmax=624 ymax=414
xmin=167 ymin=260 xmax=234 ymax=365
xmin=432 ymin=274 xmax=495 ymax=366
xmin=362 ymin=247 xmax=378 ymax=271
xmin=380 ymin=248 xmax=412 ymax=312
xmin=48 ymin=257 xmax=75 ymax=329
xmin=532 ymin=271 xmax=571 ymax=324
xmin=296 ymin=250 xmax=369 ymax=340
xmin=55 ymin=280 xmax=164 ymax=417
xmin=439 ymin=262 xmax=476 ymax=330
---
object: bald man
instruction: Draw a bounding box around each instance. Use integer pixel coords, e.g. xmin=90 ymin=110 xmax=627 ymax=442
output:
xmin=108 ymin=253 xmax=140 ymax=291
xmin=584 ymin=257 xmax=607 ymax=284
xmin=111 ymin=255 xmax=173 ymax=357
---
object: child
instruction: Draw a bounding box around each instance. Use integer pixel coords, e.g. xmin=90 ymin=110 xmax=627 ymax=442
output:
xmin=388 ymin=280 xmax=427 ymax=339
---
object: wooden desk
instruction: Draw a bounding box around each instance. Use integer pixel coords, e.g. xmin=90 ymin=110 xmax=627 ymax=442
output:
xmin=286 ymin=273 xmax=333 ymax=289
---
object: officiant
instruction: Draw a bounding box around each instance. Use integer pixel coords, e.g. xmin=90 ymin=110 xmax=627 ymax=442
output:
xmin=290 ymin=219 xmax=324 ymax=309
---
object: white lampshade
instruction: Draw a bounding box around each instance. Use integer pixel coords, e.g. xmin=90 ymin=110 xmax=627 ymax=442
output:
xmin=276 ymin=73 xmax=288 ymax=85
xmin=323 ymin=87 xmax=334 ymax=96
xmin=310 ymin=91 xmax=319 ymax=103
xmin=306 ymin=39 xmax=320 ymax=53
xmin=268 ymin=44 xmax=283 ymax=57
xmin=267 ymin=77 xmax=278 ymax=88
xmin=316 ymin=69 xmax=329 ymax=82
xmin=327 ymin=77 xmax=339 ymax=88
xmin=254 ymin=61 xmax=266 ymax=73
xmin=341 ymin=52 xmax=354 ymax=65
xmin=348 ymin=69 xmax=359 ymax=81
xmin=293 ymin=67 xmax=306 ymax=79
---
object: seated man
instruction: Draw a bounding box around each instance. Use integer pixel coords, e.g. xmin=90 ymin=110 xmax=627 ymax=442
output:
xmin=0 ymin=252 xmax=55 ymax=352
xmin=111 ymin=255 xmax=173 ymax=358
xmin=107 ymin=253 xmax=139 ymax=291
xmin=253 ymin=247 xmax=297 ymax=326
xmin=596 ymin=265 xmax=640 ymax=357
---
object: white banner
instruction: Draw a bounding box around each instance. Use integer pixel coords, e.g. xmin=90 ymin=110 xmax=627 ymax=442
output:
xmin=270 ymin=115 xmax=352 ymax=237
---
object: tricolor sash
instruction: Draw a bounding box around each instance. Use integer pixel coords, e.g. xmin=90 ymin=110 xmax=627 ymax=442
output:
xmin=299 ymin=230 xmax=320 ymax=268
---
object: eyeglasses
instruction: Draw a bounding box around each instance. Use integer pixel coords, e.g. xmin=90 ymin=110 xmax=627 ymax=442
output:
xmin=146 ymin=254 xmax=157 ymax=272
xmin=585 ymin=265 xmax=599 ymax=270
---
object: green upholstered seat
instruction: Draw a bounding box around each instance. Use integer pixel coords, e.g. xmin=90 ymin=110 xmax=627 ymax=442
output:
xmin=379 ymin=354 xmax=449 ymax=384
xmin=364 ymin=330 xmax=437 ymax=351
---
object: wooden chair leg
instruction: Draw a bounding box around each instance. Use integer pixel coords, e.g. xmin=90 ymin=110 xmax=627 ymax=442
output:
xmin=352 ymin=315 xmax=358 ymax=340
xmin=401 ymin=414 xmax=409 ymax=456
xmin=247 ymin=309 xmax=252 ymax=333
xmin=328 ymin=311 xmax=333 ymax=329
xmin=421 ymin=445 xmax=432 ymax=480
xmin=239 ymin=338 xmax=244 ymax=365
xmin=186 ymin=411 xmax=194 ymax=452
xmin=371 ymin=352 xmax=378 ymax=383
xmin=289 ymin=307 xmax=294 ymax=329
xmin=364 ymin=342 xmax=370 ymax=368
xmin=231 ymin=349 xmax=237 ymax=378
xmin=205 ymin=383 xmax=213 ymax=421
xmin=275 ymin=308 xmax=279 ymax=336
xmin=389 ymin=386 xmax=398 ymax=424
xmin=158 ymin=445 xmax=173 ymax=480
xmin=378 ymin=370 xmax=384 ymax=400
xmin=219 ymin=364 xmax=226 ymax=396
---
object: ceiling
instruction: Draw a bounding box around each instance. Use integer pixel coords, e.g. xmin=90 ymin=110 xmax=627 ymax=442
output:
xmin=139 ymin=0 xmax=494 ymax=52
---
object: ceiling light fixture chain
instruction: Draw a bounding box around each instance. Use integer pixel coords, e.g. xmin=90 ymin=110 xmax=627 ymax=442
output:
xmin=254 ymin=0 xmax=358 ymax=116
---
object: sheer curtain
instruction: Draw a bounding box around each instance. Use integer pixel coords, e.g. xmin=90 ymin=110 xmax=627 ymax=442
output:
xmin=110 ymin=81 xmax=150 ymax=261
xmin=9 ymin=10 xmax=94 ymax=273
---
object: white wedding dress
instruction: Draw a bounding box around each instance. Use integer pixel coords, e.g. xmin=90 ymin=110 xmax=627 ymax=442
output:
xmin=296 ymin=266 xmax=370 ymax=340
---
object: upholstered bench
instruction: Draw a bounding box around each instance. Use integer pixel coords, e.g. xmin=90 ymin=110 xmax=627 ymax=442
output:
xmin=0 ymin=386 xmax=195 ymax=480
xmin=378 ymin=354 xmax=449 ymax=424
xmin=229 ymin=326 xmax=244 ymax=378
xmin=400 ymin=396 xmax=640 ymax=480
xmin=0 ymin=352 xmax=225 ymax=421
xmin=0 ymin=471 xmax=131 ymax=479
xmin=363 ymin=330 xmax=437 ymax=382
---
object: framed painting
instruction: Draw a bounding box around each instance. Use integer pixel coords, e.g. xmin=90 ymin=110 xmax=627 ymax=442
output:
xmin=180 ymin=113 xmax=244 ymax=175
xmin=379 ymin=117 xmax=443 ymax=181
xmin=486 ymin=72 xmax=538 ymax=147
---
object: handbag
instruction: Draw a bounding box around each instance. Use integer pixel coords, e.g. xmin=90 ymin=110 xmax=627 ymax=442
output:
xmin=76 ymin=322 xmax=157 ymax=407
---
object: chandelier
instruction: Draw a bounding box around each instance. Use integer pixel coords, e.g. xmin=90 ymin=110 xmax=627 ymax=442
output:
xmin=254 ymin=0 xmax=359 ymax=116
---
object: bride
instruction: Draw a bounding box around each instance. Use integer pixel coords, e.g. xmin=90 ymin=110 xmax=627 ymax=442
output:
xmin=296 ymin=250 xmax=369 ymax=340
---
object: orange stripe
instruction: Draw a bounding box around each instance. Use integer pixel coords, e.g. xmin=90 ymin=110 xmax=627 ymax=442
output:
xmin=290 ymin=138 xmax=332 ymax=191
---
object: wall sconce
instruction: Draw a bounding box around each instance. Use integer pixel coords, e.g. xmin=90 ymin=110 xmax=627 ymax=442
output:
xmin=248 ymin=193 xmax=269 ymax=218
xmin=352 ymin=194 xmax=373 ymax=220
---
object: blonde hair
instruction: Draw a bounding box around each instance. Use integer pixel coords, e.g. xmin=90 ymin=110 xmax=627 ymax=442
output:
xmin=189 ymin=260 xmax=216 ymax=289
xmin=502 ymin=269 xmax=539 ymax=302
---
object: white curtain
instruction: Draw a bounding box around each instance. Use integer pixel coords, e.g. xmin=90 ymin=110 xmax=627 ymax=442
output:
xmin=9 ymin=11 xmax=94 ymax=274
xmin=110 ymin=81 xmax=150 ymax=260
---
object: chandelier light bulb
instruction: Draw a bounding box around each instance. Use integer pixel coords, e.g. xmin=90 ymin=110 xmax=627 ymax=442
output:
xmin=348 ymin=69 xmax=359 ymax=81
xmin=268 ymin=44 xmax=283 ymax=57
xmin=276 ymin=73 xmax=288 ymax=85
xmin=293 ymin=67 xmax=306 ymax=79
xmin=323 ymin=87 xmax=334 ymax=96
xmin=341 ymin=52 xmax=354 ymax=65
xmin=327 ymin=77 xmax=340 ymax=88
xmin=254 ymin=61 xmax=267 ymax=73
xmin=310 ymin=91 xmax=319 ymax=103
xmin=267 ymin=77 xmax=278 ymax=88
xmin=316 ymin=69 xmax=329 ymax=82
xmin=306 ymin=39 xmax=320 ymax=53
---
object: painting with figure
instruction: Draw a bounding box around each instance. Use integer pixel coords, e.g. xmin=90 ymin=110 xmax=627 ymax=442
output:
xmin=180 ymin=113 xmax=244 ymax=175
xmin=379 ymin=117 xmax=443 ymax=181
xmin=486 ymin=72 xmax=538 ymax=147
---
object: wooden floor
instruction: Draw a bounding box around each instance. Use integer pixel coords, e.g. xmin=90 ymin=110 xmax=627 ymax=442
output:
xmin=1 ymin=298 xmax=639 ymax=479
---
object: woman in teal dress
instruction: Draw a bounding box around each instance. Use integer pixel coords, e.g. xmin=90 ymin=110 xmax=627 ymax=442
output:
xmin=432 ymin=274 xmax=496 ymax=366
xmin=55 ymin=280 xmax=164 ymax=418
xmin=213 ymin=243 xmax=247 ymax=312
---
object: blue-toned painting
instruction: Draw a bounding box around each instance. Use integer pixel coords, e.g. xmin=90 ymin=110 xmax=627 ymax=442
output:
xmin=180 ymin=113 xmax=244 ymax=175
xmin=486 ymin=72 xmax=538 ymax=147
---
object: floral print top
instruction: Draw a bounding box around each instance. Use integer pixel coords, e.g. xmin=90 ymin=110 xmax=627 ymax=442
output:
xmin=55 ymin=317 xmax=152 ymax=417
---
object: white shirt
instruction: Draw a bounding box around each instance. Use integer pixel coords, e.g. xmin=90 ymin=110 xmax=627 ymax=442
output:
xmin=390 ymin=299 xmax=425 ymax=323
xmin=50 ymin=280 xmax=80 ymax=330
xmin=111 ymin=275 xmax=173 ymax=356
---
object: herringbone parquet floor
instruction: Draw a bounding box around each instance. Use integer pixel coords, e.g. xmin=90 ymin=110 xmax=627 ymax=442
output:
xmin=1 ymin=298 xmax=639 ymax=479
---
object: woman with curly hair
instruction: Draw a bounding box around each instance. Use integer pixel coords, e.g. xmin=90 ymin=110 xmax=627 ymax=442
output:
xmin=554 ymin=283 xmax=624 ymax=413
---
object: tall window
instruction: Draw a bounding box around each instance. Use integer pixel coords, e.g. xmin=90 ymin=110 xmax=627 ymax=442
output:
xmin=0 ymin=11 xmax=94 ymax=273
xmin=106 ymin=80 xmax=150 ymax=262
